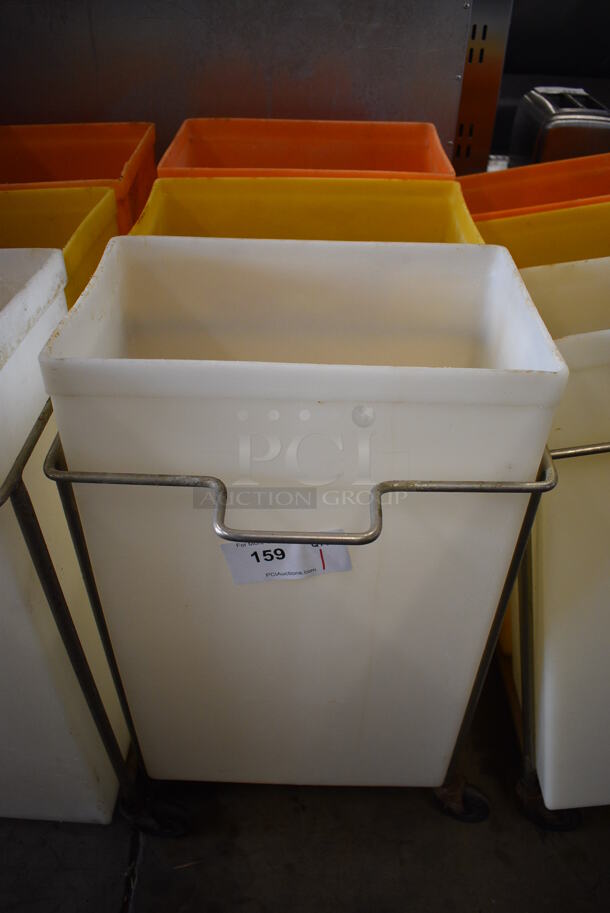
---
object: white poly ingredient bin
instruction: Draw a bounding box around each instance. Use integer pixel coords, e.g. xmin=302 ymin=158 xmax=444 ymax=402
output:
xmin=0 ymin=248 xmax=127 ymax=823
xmin=41 ymin=237 xmax=567 ymax=786
xmin=517 ymin=257 xmax=610 ymax=810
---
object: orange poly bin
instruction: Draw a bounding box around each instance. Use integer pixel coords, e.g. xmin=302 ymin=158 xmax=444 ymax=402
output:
xmin=0 ymin=123 xmax=156 ymax=233
xmin=460 ymin=152 xmax=610 ymax=222
xmin=158 ymin=118 xmax=455 ymax=180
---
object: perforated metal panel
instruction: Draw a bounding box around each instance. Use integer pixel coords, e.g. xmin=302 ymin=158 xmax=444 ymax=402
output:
xmin=453 ymin=0 xmax=513 ymax=174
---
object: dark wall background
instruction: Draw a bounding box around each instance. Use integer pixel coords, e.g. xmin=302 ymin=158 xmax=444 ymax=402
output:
xmin=505 ymin=0 xmax=610 ymax=77
xmin=0 ymin=0 xmax=471 ymax=157
xmin=492 ymin=0 xmax=610 ymax=152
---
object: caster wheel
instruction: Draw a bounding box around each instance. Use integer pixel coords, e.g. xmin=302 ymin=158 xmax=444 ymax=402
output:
xmin=433 ymin=781 xmax=490 ymax=823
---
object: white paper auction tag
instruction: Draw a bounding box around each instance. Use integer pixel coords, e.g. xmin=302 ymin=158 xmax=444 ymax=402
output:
xmin=220 ymin=539 xmax=352 ymax=585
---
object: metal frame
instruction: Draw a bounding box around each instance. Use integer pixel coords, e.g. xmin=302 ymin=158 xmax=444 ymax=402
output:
xmin=517 ymin=440 xmax=610 ymax=819
xmin=0 ymin=401 xmax=139 ymax=804
xmin=43 ymin=425 xmax=557 ymax=815
xmin=9 ymin=398 xmax=604 ymax=822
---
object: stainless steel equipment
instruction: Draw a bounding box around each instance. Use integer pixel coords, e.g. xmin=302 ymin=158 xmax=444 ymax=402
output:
xmin=510 ymin=87 xmax=610 ymax=165
xmin=0 ymin=0 xmax=473 ymax=159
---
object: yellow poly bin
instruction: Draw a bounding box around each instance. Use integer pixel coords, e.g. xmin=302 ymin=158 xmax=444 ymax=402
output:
xmin=0 ymin=187 xmax=118 ymax=307
xmin=476 ymin=200 xmax=610 ymax=269
xmin=131 ymin=177 xmax=483 ymax=243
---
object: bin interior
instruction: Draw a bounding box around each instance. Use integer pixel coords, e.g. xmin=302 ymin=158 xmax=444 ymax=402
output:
xmin=162 ymin=119 xmax=452 ymax=175
xmin=521 ymin=258 xmax=610 ymax=339
xmin=0 ymin=123 xmax=151 ymax=183
xmin=0 ymin=187 xmax=109 ymax=249
xmin=131 ymin=178 xmax=482 ymax=244
xmin=51 ymin=237 xmax=560 ymax=376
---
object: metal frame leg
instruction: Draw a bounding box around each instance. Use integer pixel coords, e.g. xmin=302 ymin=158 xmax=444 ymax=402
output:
xmin=440 ymin=440 xmax=609 ymax=825
xmin=512 ymin=442 xmax=610 ymax=829
xmin=9 ymin=479 xmax=138 ymax=801
xmin=514 ymin=535 xmax=581 ymax=830
xmin=518 ymin=536 xmax=536 ymax=783
xmin=53 ymin=439 xmax=147 ymax=775
xmin=0 ymin=402 xmax=138 ymax=806
xmin=435 ymin=482 xmax=544 ymax=822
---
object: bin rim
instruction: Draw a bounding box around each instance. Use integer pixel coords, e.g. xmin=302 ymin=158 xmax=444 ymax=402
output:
xmin=158 ymin=117 xmax=455 ymax=179
xmin=0 ymin=185 xmax=116 ymax=256
xmin=40 ymin=236 xmax=567 ymax=407
xmin=0 ymin=122 xmax=156 ymax=200
xmin=476 ymin=198 xmax=610 ymax=268
xmin=130 ymin=175 xmax=483 ymax=244
xmin=461 ymin=152 xmax=610 ymax=222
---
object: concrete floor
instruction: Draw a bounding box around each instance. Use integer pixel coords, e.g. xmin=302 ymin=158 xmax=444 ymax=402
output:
xmin=2 ymin=663 xmax=610 ymax=913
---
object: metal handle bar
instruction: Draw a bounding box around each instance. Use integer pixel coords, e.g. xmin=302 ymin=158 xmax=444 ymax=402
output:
xmin=45 ymin=436 xmax=557 ymax=546
xmin=550 ymin=442 xmax=610 ymax=461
